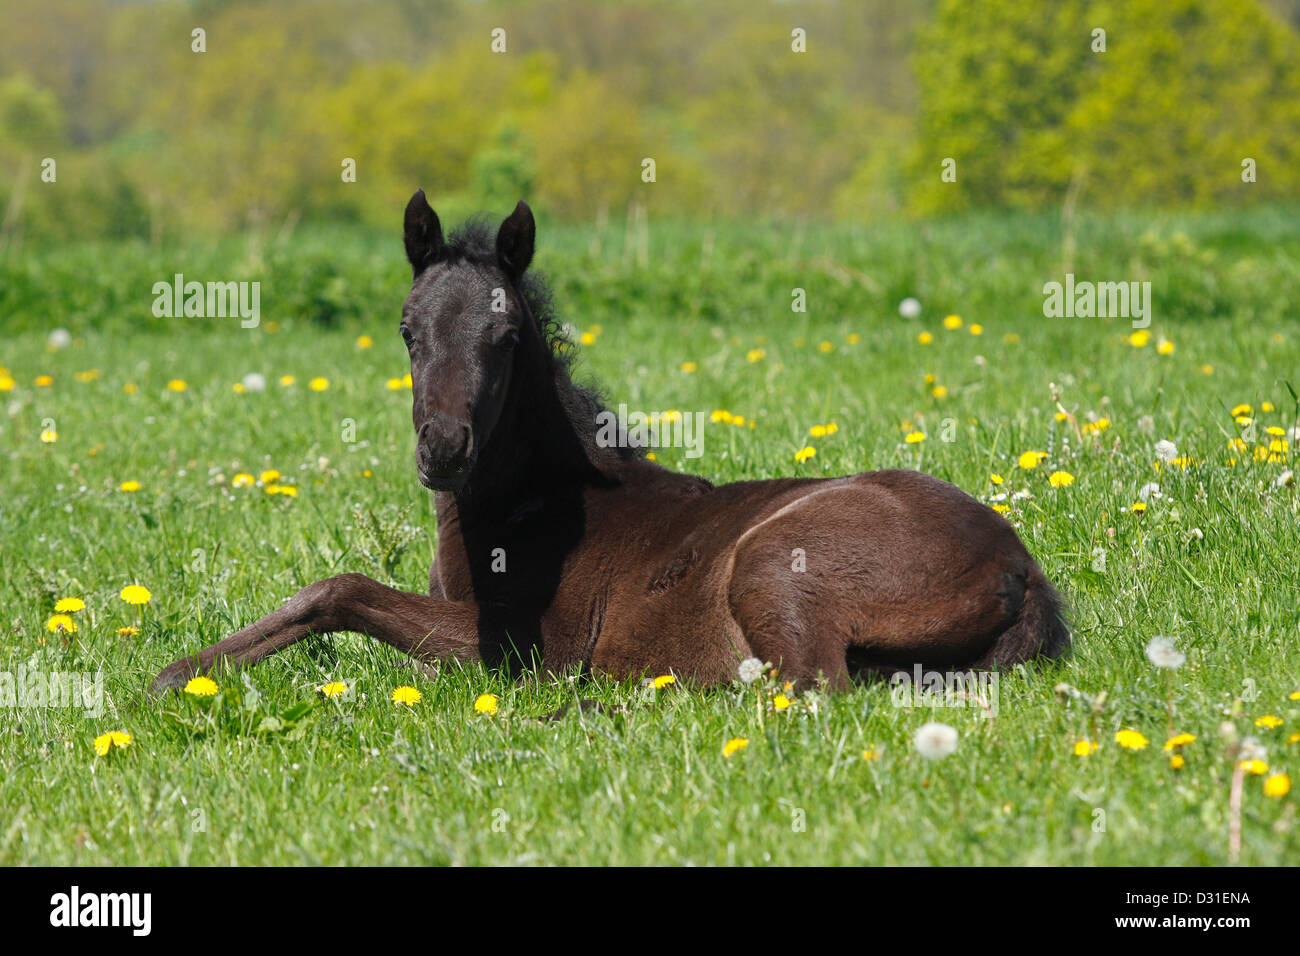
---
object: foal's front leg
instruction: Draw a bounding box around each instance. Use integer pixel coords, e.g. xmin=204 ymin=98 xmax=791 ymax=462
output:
xmin=148 ymin=573 xmax=481 ymax=695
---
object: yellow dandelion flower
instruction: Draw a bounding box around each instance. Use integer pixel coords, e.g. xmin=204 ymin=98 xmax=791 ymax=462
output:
xmin=183 ymin=676 xmax=218 ymax=697
xmin=232 ymin=382 xmax=247 ymax=394
xmin=711 ymin=409 xmax=733 ymax=424
xmin=1164 ymin=733 xmax=1196 ymax=751
xmin=166 ymin=379 xmax=187 ymax=392
xmin=1156 ymin=340 xmax=1175 ymax=355
xmin=794 ymin=446 xmax=817 ymax=463
xmin=1073 ymin=739 xmax=1098 ymax=756
xmin=1255 ymin=715 xmax=1283 ymax=729
xmin=969 ymin=323 xmax=983 ymax=336
xmin=680 ymin=361 xmax=697 ymax=373
xmin=826 ymin=422 xmax=839 ymax=434
xmin=473 ymin=693 xmax=499 ymax=715
xmin=809 ymin=424 xmax=827 ymax=438
xmin=1169 ymin=754 xmax=1186 ymax=770
xmin=119 ymin=585 xmax=151 ymax=605
xmin=392 ymin=685 xmax=422 ymax=706
xmin=93 ymin=731 xmax=132 ymax=756
xmin=1289 ymin=691 xmax=1300 ymax=701
xmin=1230 ymin=403 xmax=1252 ymax=417
xmin=1048 ymin=471 xmax=1074 ymax=487
xmin=652 ymin=675 xmax=676 ymax=690
xmin=917 ymin=331 xmax=933 ymax=345
xmin=35 ymin=374 xmax=54 ymax=387
xmin=1127 ymin=330 xmax=1151 ymax=347
xmin=745 ymin=348 xmax=766 ymax=363
xmin=1199 ymin=364 xmax=1214 ymax=375
xmin=54 ymin=597 xmax=85 ymax=613
xmin=722 ymin=737 xmax=749 ymax=757
xmin=356 ymin=335 xmax=373 ymax=349
xmin=386 ymin=377 xmax=404 ymax=390
xmin=990 ymin=473 xmax=1004 ymax=485
xmin=943 ymin=314 xmax=962 ymax=330
xmin=232 ymin=473 xmax=254 ymax=488
xmin=1262 ymin=401 xmax=1276 ymax=412
xmin=0 ymin=373 xmax=13 ymax=392
xmin=40 ymin=428 xmax=58 ymax=443
xmin=861 ymin=747 xmax=879 ymax=761
xmin=991 ymin=504 xmax=1011 ymax=514
xmin=318 ymin=681 xmax=347 ymax=698
xmin=119 ymin=480 xmax=141 ymax=492
xmin=846 ymin=333 xmax=861 ymax=345
xmin=46 ymin=614 xmax=77 ymax=634
xmin=932 ymin=385 xmax=948 ymax=399
xmin=116 ymin=626 xmax=139 ymax=637
xmin=1264 ymin=773 xmax=1291 ymax=798
xmin=773 ymin=694 xmax=791 ymax=711
xmin=1115 ymin=728 xmax=1149 ymax=751
xmin=1018 ymin=450 xmax=1045 ymax=469
xmin=904 ymin=431 xmax=926 ymax=444
xmin=309 ymin=377 xmax=329 ymax=392
xmin=259 ymin=470 xmax=280 ymax=485
xmin=817 ymin=340 xmax=834 ymax=353
xmin=1130 ymin=502 xmax=1147 ymax=513
xmin=123 ymin=383 xmax=138 ymax=394
xmin=1241 ymin=759 xmax=1269 ymax=775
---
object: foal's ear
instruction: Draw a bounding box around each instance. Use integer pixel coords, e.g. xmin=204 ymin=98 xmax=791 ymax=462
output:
xmin=403 ymin=189 xmax=444 ymax=279
xmin=496 ymin=200 xmax=535 ymax=280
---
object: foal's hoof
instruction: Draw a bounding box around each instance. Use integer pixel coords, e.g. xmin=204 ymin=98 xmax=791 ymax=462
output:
xmin=148 ymin=660 xmax=200 ymax=698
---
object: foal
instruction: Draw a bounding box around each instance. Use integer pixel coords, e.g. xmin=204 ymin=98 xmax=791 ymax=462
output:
xmin=150 ymin=193 xmax=1068 ymax=695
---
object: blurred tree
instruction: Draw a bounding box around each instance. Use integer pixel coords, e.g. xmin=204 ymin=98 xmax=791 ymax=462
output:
xmin=912 ymin=0 xmax=1300 ymax=212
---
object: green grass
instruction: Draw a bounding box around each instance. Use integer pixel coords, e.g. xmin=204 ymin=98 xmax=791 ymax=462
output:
xmin=2 ymin=208 xmax=1298 ymax=865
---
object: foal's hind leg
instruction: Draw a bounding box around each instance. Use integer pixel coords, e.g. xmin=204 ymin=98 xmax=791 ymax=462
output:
xmin=148 ymin=573 xmax=481 ymax=695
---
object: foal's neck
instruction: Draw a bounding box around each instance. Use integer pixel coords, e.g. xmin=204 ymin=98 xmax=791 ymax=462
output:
xmin=446 ymin=333 xmax=612 ymax=517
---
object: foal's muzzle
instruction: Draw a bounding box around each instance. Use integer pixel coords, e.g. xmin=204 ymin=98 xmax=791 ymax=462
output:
xmin=416 ymin=416 xmax=474 ymax=491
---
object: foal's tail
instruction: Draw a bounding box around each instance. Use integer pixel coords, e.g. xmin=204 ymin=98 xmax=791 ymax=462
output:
xmin=974 ymin=565 xmax=1071 ymax=669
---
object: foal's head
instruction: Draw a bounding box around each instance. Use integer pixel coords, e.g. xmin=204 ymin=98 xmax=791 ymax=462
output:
xmin=400 ymin=190 xmax=540 ymax=492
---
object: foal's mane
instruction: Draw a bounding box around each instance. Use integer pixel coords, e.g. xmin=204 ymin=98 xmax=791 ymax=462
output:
xmin=445 ymin=216 xmax=645 ymax=463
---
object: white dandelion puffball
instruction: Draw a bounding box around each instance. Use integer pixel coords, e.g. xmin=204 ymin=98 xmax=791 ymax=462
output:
xmin=1138 ymin=482 xmax=1161 ymax=503
xmin=737 ymin=657 xmax=765 ymax=685
xmin=898 ymin=297 xmax=922 ymax=319
xmin=1145 ymin=635 xmax=1185 ymax=670
xmin=242 ymin=373 xmax=267 ymax=392
xmin=1240 ymin=737 xmax=1267 ymax=763
xmin=48 ymin=328 xmax=72 ymax=349
xmin=1154 ymin=439 xmax=1178 ymax=463
xmin=913 ymin=721 xmax=959 ymax=760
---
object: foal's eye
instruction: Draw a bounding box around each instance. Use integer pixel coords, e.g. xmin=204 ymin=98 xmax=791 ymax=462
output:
xmin=400 ymin=326 xmax=414 ymax=350
xmin=489 ymin=326 xmax=519 ymax=350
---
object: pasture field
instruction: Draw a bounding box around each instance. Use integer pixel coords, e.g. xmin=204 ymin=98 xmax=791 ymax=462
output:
xmin=1 ymin=208 xmax=1298 ymax=865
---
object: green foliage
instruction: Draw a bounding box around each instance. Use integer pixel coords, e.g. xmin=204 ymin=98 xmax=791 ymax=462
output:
xmin=913 ymin=0 xmax=1300 ymax=212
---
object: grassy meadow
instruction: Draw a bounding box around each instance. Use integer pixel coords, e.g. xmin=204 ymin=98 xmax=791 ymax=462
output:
xmin=1 ymin=208 xmax=1299 ymax=865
